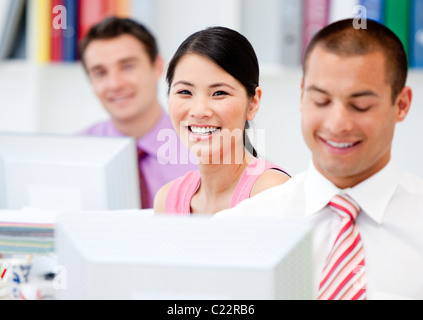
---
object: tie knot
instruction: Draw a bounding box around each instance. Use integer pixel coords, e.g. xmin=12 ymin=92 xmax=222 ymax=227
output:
xmin=328 ymin=194 xmax=360 ymax=221
xmin=137 ymin=147 xmax=147 ymax=160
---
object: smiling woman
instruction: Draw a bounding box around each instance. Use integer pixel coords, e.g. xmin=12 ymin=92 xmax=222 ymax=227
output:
xmin=77 ymin=17 xmax=197 ymax=209
xmin=153 ymin=27 xmax=291 ymax=215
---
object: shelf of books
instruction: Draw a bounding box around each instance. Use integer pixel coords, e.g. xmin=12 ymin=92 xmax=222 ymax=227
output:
xmin=273 ymin=0 xmax=423 ymax=69
xmin=0 ymin=0 xmax=153 ymax=63
xmin=0 ymin=0 xmax=421 ymax=68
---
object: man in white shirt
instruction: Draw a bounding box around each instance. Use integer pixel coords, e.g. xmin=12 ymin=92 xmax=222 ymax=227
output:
xmin=216 ymin=19 xmax=423 ymax=299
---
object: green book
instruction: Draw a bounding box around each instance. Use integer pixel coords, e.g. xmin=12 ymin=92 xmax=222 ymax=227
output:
xmin=384 ymin=0 xmax=410 ymax=63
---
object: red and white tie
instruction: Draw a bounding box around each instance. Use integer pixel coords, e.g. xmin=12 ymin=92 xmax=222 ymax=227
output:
xmin=318 ymin=194 xmax=367 ymax=300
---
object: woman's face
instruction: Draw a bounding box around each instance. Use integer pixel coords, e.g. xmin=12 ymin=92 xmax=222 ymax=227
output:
xmin=168 ymin=53 xmax=261 ymax=165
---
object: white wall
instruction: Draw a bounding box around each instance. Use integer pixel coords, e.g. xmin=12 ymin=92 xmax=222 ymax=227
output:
xmin=154 ymin=0 xmax=242 ymax=65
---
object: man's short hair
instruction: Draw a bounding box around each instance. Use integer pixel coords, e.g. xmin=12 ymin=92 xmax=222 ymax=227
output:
xmin=302 ymin=19 xmax=408 ymax=104
xmin=79 ymin=17 xmax=159 ymax=66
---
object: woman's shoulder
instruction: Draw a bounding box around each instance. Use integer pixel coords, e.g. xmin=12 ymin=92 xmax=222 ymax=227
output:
xmin=250 ymin=159 xmax=291 ymax=197
xmin=153 ymin=170 xmax=200 ymax=213
xmin=154 ymin=180 xmax=176 ymax=213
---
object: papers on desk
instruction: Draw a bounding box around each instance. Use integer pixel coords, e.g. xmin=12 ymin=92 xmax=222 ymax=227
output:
xmin=0 ymin=208 xmax=153 ymax=255
xmin=0 ymin=208 xmax=56 ymax=254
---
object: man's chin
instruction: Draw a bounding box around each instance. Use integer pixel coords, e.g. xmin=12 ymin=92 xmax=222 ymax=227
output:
xmin=109 ymin=110 xmax=138 ymax=123
xmin=316 ymin=159 xmax=358 ymax=180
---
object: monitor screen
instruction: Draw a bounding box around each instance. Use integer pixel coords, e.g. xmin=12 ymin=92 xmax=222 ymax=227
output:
xmin=55 ymin=212 xmax=314 ymax=300
xmin=0 ymin=132 xmax=140 ymax=210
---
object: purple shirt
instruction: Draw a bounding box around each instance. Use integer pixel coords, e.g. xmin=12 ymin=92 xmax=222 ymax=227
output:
xmin=80 ymin=111 xmax=197 ymax=207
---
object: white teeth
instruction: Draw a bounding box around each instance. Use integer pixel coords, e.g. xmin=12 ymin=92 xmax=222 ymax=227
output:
xmin=112 ymin=95 xmax=130 ymax=102
xmin=190 ymin=126 xmax=219 ymax=135
xmin=326 ymin=140 xmax=355 ymax=148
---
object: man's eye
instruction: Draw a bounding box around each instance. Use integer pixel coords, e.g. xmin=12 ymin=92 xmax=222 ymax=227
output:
xmin=351 ymin=104 xmax=372 ymax=112
xmin=314 ymin=100 xmax=330 ymax=107
xmin=123 ymin=64 xmax=134 ymax=70
xmin=93 ymin=71 xmax=106 ymax=78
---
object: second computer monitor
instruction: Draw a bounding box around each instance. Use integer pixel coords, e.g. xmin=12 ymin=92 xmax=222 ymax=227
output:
xmin=0 ymin=132 xmax=140 ymax=211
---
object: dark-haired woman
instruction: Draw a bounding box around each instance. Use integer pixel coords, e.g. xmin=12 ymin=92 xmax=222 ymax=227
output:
xmin=154 ymin=27 xmax=290 ymax=215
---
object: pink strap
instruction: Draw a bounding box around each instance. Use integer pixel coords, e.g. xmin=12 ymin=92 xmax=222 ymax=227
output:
xmin=229 ymin=159 xmax=289 ymax=208
xmin=165 ymin=171 xmax=200 ymax=215
xmin=165 ymin=160 xmax=289 ymax=214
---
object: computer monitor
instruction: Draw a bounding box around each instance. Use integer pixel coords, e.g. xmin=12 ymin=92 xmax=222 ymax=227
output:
xmin=0 ymin=132 xmax=140 ymax=210
xmin=55 ymin=212 xmax=314 ymax=300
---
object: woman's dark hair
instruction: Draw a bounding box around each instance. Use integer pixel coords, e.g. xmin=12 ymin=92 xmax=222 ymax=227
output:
xmin=79 ymin=17 xmax=159 ymax=66
xmin=166 ymin=26 xmax=259 ymax=157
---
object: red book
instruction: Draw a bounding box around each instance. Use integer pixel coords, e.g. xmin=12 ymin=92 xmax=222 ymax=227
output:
xmin=302 ymin=0 xmax=330 ymax=58
xmin=51 ymin=0 xmax=64 ymax=62
xmin=106 ymin=0 xmax=118 ymax=17
xmin=78 ymin=0 xmax=107 ymax=41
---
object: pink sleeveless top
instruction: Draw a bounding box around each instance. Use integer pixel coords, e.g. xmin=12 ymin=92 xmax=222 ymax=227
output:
xmin=165 ymin=159 xmax=289 ymax=215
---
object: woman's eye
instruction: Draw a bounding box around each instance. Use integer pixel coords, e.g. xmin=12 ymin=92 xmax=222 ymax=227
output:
xmin=177 ymin=90 xmax=192 ymax=95
xmin=213 ymin=91 xmax=229 ymax=97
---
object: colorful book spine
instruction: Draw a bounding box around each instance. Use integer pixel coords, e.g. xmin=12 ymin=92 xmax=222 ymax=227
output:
xmin=37 ymin=0 xmax=52 ymax=63
xmin=106 ymin=0 xmax=130 ymax=18
xmin=411 ymin=0 xmax=423 ymax=68
xmin=78 ymin=0 xmax=107 ymax=41
xmin=302 ymin=0 xmax=330 ymax=56
xmin=329 ymin=0 xmax=359 ymax=23
xmin=280 ymin=0 xmax=304 ymax=67
xmin=63 ymin=0 xmax=78 ymax=62
xmin=116 ymin=0 xmax=130 ymax=18
xmin=359 ymin=0 xmax=385 ymax=23
xmin=384 ymin=0 xmax=410 ymax=62
xmin=106 ymin=0 xmax=118 ymax=17
xmin=51 ymin=0 xmax=64 ymax=62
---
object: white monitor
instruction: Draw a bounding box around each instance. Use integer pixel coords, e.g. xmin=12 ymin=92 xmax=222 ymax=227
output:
xmin=0 ymin=132 xmax=140 ymax=210
xmin=55 ymin=212 xmax=314 ymax=300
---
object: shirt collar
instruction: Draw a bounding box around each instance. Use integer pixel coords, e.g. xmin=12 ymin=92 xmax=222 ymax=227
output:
xmin=109 ymin=110 xmax=173 ymax=158
xmin=136 ymin=110 xmax=172 ymax=157
xmin=304 ymin=160 xmax=400 ymax=224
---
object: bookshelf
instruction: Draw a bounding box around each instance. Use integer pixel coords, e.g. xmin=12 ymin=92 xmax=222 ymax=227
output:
xmin=0 ymin=0 xmax=423 ymax=177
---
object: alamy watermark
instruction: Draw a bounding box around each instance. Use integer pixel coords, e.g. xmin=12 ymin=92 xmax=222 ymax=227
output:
xmin=51 ymin=3 xmax=371 ymax=30
xmin=52 ymin=5 xmax=67 ymax=30
xmin=156 ymin=122 xmax=267 ymax=175
xmin=352 ymin=5 xmax=368 ymax=30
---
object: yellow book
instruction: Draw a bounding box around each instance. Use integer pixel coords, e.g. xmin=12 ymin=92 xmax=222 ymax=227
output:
xmin=116 ymin=0 xmax=130 ymax=18
xmin=37 ymin=0 xmax=51 ymax=63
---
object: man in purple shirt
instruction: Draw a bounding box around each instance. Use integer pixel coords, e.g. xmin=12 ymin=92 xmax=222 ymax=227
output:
xmin=78 ymin=17 xmax=197 ymax=208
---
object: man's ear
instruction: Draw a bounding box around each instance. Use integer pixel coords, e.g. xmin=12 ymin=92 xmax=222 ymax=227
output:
xmin=300 ymin=78 xmax=305 ymax=113
xmin=247 ymin=86 xmax=262 ymax=121
xmin=153 ymin=55 xmax=165 ymax=80
xmin=395 ymin=86 xmax=412 ymax=123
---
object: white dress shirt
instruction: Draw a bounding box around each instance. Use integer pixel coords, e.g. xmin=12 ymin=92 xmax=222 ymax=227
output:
xmin=216 ymin=161 xmax=423 ymax=299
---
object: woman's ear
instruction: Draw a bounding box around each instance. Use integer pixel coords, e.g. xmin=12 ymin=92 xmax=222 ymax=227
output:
xmin=247 ymin=86 xmax=262 ymax=121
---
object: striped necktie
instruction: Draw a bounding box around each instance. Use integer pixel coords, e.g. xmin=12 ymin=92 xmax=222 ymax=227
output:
xmin=137 ymin=147 xmax=150 ymax=209
xmin=318 ymin=193 xmax=367 ymax=300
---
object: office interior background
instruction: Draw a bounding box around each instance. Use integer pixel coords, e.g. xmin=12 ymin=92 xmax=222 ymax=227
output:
xmin=0 ymin=0 xmax=422 ymax=178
